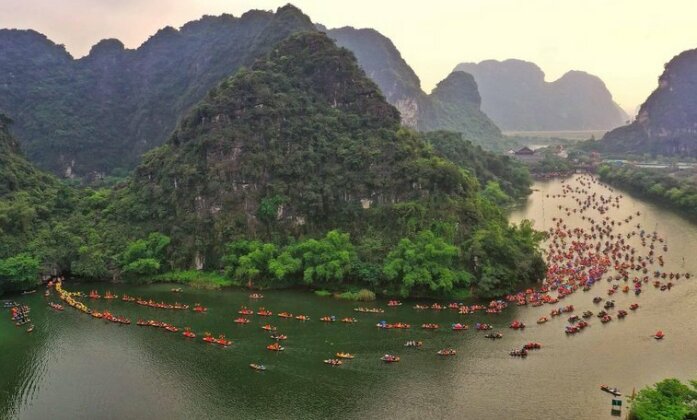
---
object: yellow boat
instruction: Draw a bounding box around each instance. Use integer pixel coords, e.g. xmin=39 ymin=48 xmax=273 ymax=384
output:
xmin=336 ymin=352 xmax=355 ymax=359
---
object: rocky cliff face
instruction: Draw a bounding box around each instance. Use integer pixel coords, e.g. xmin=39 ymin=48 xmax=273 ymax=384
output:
xmin=326 ymin=27 xmax=505 ymax=149
xmin=601 ymin=48 xmax=697 ymax=156
xmin=455 ymin=59 xmax=628 ymax=131
xmin=0 ymin=5 xmax=316 ymax=176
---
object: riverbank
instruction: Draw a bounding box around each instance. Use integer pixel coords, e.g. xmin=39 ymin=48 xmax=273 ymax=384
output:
xmin=598 ymin=163 xmax=697 ymax=219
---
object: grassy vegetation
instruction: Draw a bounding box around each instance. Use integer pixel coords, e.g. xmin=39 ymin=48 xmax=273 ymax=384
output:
xmin=336 ymin=289 xmax=376 ymax=302
xmin=139 ymin=271 xmax=235 ymax=289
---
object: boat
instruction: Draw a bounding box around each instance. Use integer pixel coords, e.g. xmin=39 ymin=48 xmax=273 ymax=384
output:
xmin=182 ymin=328 xmax=196 ymax=338
xmin=600 ymin=385 xmax=622 ymax=396
xmin=510 ymin=349 xmax=528 ymax=358
xmin=26 ymin=325 xmax=35 ymax=333
xmin=336 ymin=352 xmax=355 ymax=359
xmin=537 ymin=316 xmax=548 ymax=324
xmin=475 ymin=323 xmax=492 ymax=331
xmin=421 ymin=323 xmax=440 ymax=330
xmin=238 ymin=307 xmax=254 ymax=315
xmin=171 ymin=288 xmax=183 ymax=293
xmin=387 ymin=300 xmax=402 ymax=306
xmin=319 ymin=316 xmax=336 ymax=322
xmin=437 ymin=348 xmax=456 ymax=356
xmin=22 ymin=290 xmax=36 ymax=295
xmin=404 ymin=340 xmax=423 ymax=348
xmin=451 ymin=323 xmax=468 ymax=331
xmin=165 ymin=325 xmax=179 ymax=333
xmin=523 ymin=342 xmax=542 ymax=350
xmin=103 ymin=291 xmax=117 ymax=300
xmin=215 ymin=335 xmax=232 ymax=346
xmin=324 ymin=359 xmax=343 ymax=366
xmin=354 ymin=307 xmax=384 ymax=314
xmin=257 ymin=308 xmax=273 ymax=316
xmin=277 ymin=312 xmax=293 ymax=318
xmin=193 ymin=304 xmax=207 ymax=313
xmin=270 ymin=334 xmax=287 ymax=340
xmin=249 ymin=293 xmax=264 ymax=299
xmin=381 ymin=354 xmax=400 ymax=363
xmin=509 ymin=321 xmax=526 ymax=330
xmin=413 ymin=304 xmax=429 ymax=310
xmin=629 ymin=303 xmax=639 ymax=310
xmin=341 ymin=317 xmax=357 ymax=323
xmin=484 ymin=332 xmax=503 ymax=339
xmin=261 ymin=324 xmax=277 ymax=332
xmin=48 ymin=302 xmax=64 ymax=311
xmin=234 ymin=317 xmax=250 ymax=324
xmin=654 ymin=330 xmax=665 ymax=340
xmin=267 ymin=342 xmax=284 ymax=351
xmin=295 ymin=314 xmax=310 ymax=321
xmin=202 ymin=333 xmax=216 ymax=343
xmin=250 ymin=363 xmax=266 ymax=371
xmin=91 ymin=312 xmax=103 ymax=319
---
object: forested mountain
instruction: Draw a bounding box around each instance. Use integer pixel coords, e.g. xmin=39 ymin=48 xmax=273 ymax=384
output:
xmin=94 ymin=32 xmax=543 ymax=296
xmin=0 ymin=12 xmax=544 ymax=298
xmin=0 ymin=5 xmax=316 ymax=177
xmin=454 ymin=59 xmax=628 ymax=131
xmin=0 ymin=114 xmax=76 ymax=293
xmin=599 ymin=48 xmax=697 ymax=156
xmin=326 ymin=26 xmax=508 ymax=150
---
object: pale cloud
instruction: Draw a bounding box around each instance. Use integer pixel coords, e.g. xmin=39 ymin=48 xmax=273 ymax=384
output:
xmin=1 ymin=0 xmax=696 ymax=114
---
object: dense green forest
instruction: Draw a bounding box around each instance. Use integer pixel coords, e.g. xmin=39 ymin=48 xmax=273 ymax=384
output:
xmin=0 ymin=32 xmax=545 ymax=299
xmin=598 ymin=164 xmax=697 ymax=217
xmin=630 ymin=378 xmax=697 ymax=419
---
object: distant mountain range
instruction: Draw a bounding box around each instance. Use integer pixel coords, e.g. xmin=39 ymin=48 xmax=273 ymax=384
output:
xmin=0 ymin=10 xmax=509 ymax=177
xmin=0 ymin=5 xmax=629 ymax=177
xmin=599 ymin=48 xmax=697 ymax=156
xmin=454 ymin=59 xmax=629 ymax=131
xmin=326 ymin=26 xmax=510 ymax=150
xmin=0 ymin=5 xmax=317 ymax=177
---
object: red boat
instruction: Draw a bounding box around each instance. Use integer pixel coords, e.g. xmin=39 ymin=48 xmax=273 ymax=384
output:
xmin=193 ymin=304 xmax=207 ymax=313
xmin=234 ymin=317 xmax=250 ymax=324
xmin=267 ymin=342 xmax=284 ymax=351
xmin=182 ymin=328 xmax=196 ymax=338
xmin=509 ymin=321 xmax=526 ymax=330
xmin=238 ymin=307 xmax=254 ymax=315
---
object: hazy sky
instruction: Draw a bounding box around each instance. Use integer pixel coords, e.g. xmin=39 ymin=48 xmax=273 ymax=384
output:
xmin=2 ymin=0 xmax=696 ymax=115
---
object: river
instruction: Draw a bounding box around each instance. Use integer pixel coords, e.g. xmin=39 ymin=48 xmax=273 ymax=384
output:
xmin=2 ymin=174 xmax=697 ymax=419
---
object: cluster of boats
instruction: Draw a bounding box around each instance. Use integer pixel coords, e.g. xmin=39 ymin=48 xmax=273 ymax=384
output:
xmin=8 ymin=303 xmax=32 ymax=331
xmin=121 ymin=295 xmax=190 ymax=310
xmin=93 ymin=311 xmax=131 ymax=325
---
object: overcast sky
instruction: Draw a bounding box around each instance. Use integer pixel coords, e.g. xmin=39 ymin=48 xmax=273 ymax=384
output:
xmin=2 ymin=0 xmax=696 ymax=115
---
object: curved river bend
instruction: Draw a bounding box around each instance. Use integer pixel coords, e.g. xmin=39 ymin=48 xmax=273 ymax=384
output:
xmin=2 ymin=175 xmax=697 ymax=419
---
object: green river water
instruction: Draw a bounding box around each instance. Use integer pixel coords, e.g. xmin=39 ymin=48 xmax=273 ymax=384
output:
xmin=2 ymin=175 xmax=697 ymax=419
